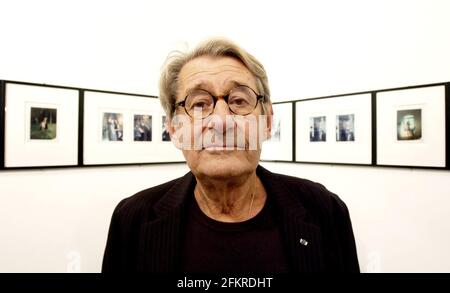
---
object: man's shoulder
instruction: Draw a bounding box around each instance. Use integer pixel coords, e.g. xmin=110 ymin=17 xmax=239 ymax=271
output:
xmin=270 ymin=171 xmax=327 ymax=191
xmin=267 ymin=170 xmax=349 ymax=218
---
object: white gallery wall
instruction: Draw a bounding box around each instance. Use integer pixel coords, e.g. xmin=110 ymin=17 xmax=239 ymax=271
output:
xmin=0 ymin=0 xmax=450 ymax=272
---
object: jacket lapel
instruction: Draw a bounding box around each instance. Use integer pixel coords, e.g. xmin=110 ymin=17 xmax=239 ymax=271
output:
xmin=280 ymin=213 xmax=325 ymax=272
xmin=257 ymin=165 xmax=325 ymax=272
xmin=137 ymin=172 xmax=196 ymax=272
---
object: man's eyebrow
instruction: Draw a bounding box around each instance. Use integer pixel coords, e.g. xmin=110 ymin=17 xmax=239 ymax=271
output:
xmin=184 ymin=82 xmax=210 ymax=96
xmin=227 ymin=80 xmax=247 ymax=89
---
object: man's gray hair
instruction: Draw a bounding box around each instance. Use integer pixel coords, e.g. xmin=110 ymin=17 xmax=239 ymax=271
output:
xmin=159 ymin=38 xmax=271 ymax=118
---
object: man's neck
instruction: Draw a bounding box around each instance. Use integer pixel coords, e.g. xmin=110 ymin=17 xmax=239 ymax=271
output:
xmin=193 ymin=171 xmax=267 ymax=222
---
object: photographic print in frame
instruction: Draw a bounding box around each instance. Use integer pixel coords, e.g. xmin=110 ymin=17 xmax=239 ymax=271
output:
xmin=162 ymin=116 xmax=171 ymax=142
xmin=83 ymin=91 xmax=184 ymax=165
xmin=396 ymin=109 xmax=422 ymax=141
xmin=376 ymin=85 xmax=445 ymax=167
xmin=3 ymin=83 xmax=79 ymax=167
xmin=296 ymin=93 xmax=372 ymax=164
xmin=260 ymin=102 xmax=293 ymax=161
xmin=133 ymin=114 xmax=152 ymax=142
xmin=102 ymin=112 xmax=124 ymax=142
xmin=336 ymin=114 xmax=355 ymax=142
xmin=310 ymin=116 xmax=327 ymax=142
xmin=30 ymin=107 xmax=57 ymax=140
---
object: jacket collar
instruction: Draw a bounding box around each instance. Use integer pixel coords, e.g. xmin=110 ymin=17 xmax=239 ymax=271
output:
xmin=152 ymin=171 xmax=196 ymax=218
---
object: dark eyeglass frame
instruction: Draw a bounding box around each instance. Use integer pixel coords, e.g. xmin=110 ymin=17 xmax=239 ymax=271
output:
xmin=174 ymin=84 xmax=265 ymax=119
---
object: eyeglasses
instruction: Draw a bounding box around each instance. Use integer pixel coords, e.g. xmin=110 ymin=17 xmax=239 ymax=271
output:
xmin=174 ymin=85 xmax=265 ymax=119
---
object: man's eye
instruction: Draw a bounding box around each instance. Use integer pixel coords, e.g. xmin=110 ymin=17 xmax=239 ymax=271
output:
xmin=191 ymin=101 xmax=209 ymax=109
xmin=194 ymin=102 xmax=206 ymax=107
xmin=230 ymin=98 xmax=249 ymax=106
xmin=188 ymin=97 xmax=212 ymax=111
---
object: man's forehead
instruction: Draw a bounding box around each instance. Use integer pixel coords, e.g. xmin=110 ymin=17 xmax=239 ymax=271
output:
xmin=185 ymin=79 xmax=247 ymax=91
xmin=178 ymin=56 xmax=256 ymax=92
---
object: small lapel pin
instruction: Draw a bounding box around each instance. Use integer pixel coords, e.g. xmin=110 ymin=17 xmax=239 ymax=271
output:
xmin=299 ymin=238 xmax=308 ymax=246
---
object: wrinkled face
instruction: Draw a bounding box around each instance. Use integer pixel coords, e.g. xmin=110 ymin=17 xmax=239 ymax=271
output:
xmin=170 ymin=55 xmax=272 ymax=180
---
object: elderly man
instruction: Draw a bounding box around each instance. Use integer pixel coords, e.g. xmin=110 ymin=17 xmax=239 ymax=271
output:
xmin=102 ymin=38 xmax=359 ymax=273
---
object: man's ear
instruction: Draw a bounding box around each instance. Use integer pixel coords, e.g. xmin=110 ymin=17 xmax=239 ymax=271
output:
xmin=265 ymin=103 xmax=274 ymax=141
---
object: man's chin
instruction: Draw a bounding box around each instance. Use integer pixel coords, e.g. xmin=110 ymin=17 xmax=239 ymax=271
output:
xmin=195 ymin=157 xmax=254 ymax=179
xmin=201 ymin=147 xmax=245 ymax=154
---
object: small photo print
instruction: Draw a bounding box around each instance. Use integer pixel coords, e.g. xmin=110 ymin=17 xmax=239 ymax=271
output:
xmin=134 ymin=114 xmax=152 ymax=141
xmin=102 ymin=112 xmax=123 ymax=141
xmin=30 ymin=107 xmax=57 ymax=140
xmin=162 ymin=116 xmax=171 ymax=141
xmin=269 ymin=114 xmax=281 ymax=142
xmin=397 ymin=109 xmax=422 ymax=140
xmin=336 ymin=114 xmax=355 ymax=142
xmin=310 ymin=116 xmax=326 ymax=142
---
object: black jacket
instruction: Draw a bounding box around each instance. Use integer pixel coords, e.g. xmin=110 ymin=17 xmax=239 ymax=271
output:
xmin=102 ymin=165 xmax=360 ymax=272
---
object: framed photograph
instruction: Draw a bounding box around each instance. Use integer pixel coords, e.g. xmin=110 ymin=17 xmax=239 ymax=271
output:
xmin=260 ymin=102 xmax=293 ymax=161
xmin=161 ymin=115 xmax=171 ymax=142
xmin=295 ymin=93 xmax=372 ymax=164
xmin=376 ymin=85 xmax=446 ymax=167
xmin=30 ymin=107 xmax=58 ymax=140
xmin=3 ymin=82 xmax=79 ymax=167
xmin=83 ymin=91 xmax=185 ymax=165
xmin=310 ymin=116 xmax=327 ymax=142
xmin=133 ymin=114 xmax=152 ymax=142
xmin=102 ymin=112 xmax=124 ymax=141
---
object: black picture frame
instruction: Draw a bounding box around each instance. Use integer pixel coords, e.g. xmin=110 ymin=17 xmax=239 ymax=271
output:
xmin=82 ymin=89 xmax=185 ymax=166
xmin=375 ymin=83 xmax=447 ymax=169
xmin=446 ymin=82 xmax=450 ymax=170
xmin=294 ymin=93 xmax=373 ymax=166
xmin=0 ymin=80 xmax=6 ymax=170
xmin=2 ymin=81 xmax=80 ymax=169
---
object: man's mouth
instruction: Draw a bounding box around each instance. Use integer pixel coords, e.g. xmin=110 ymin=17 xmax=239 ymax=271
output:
xmin=202 ymin=143 xmax=246 ymax=151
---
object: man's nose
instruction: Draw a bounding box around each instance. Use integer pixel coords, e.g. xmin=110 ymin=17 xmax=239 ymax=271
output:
xmin=213 ymin=99 xmax=231 ymax=119
xmin=206 ymin=99 xmax=233 ymax=133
